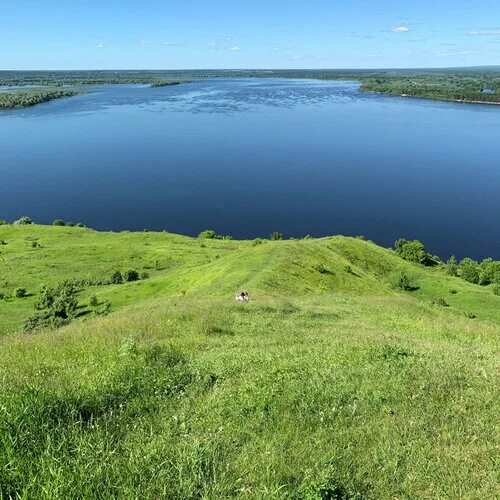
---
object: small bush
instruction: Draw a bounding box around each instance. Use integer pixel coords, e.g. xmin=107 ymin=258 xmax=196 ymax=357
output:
xmin=303 ymin=234 xmax=313 ymax=239
xmin=94 ymin=300 xmax=111 ymax=316
xmin=110 ymin=270 xmax=123 ymax=284
xmin=89 ymin=294 xmax=99 ymax=307
xmin=14 ymin=216 xmax=33 ymax=225
xmin=395 ymin=272 xmax=413 ymax=291
xmin=0 ymin=239 xmax=7 ymax=245
xmin=270 ymin=232 xmax=283 ymax=241
xmin=432 ymin=298 xmax=449 ymax=307
xmin=66 ymin=221 xmax=74 ymax=227
xmin=76 ymin=222 xmax=85 ymax=228
xmin=313 ymin=263 xmax=329 ymax=274
xmin=466 ymin=312 xmax=476 ymax=319
xmin=13 ymin=287 xmax=27 ymax=298
xmin=344 ymin=265 xmax=353 ymax=274
xmin=52 ymin=219 xmax=65 ymax=226
xmin=446 ymin=255 xmax=459 ymax=276
xmin=492 ymin=284 xmax=500 ymax=296
xmin=199 ymin=229 xmax=217 ymax=239
xmin=140 ymin=272 xmax=150 ymax=280
xmin=252 ymin=238 xmax=264 ymax=246
xmin=0 ymin=219 xmax=7 ymax=225
xmin=449 ymin=289 xmax=458 ymax=294
xmin=123 ymin=269 xmax=139 ymax=282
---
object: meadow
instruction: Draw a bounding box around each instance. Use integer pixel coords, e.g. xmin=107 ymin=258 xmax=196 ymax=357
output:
xmin=0 ymin=224 xmax=499 ymax=498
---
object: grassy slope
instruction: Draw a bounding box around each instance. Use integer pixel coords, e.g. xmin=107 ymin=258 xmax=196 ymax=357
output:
xmin=0 ymin=225 xmax=499 ymax=498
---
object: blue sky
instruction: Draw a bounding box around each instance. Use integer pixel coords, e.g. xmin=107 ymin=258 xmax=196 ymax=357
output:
xmin=2 ymin=0 xmax=500 ymax=69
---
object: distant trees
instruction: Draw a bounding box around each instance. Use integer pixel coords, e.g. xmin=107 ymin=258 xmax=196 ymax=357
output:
xmin=0 ymin=89 xmax=79 ymax=109
xmin=270 ymin=232 xmax=283 ymax=241
xmin=53 ymin=219 xmax=65 ymax=226
xmin=198 ymin=229 xmax=232 ymax=240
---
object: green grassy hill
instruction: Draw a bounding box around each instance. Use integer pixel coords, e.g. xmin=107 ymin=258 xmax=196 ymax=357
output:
xmin=0 ymin=225 xmax=499 ymax=498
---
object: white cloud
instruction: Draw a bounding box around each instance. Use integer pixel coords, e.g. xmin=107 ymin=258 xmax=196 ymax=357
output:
xmin=96 ymin=42 xmax=104 ymax=48
xmin=140 ymin=40 xmax=154 ymax=46
xmin=393 ymin=26 xmax=409 ymax=33
xmin=229 ymin=46 xmax=241 ymax=51
xmin=164 ymin=41 xmax=182 ymax=47
xmin=468 ymin=29 xmax=500 ymax=36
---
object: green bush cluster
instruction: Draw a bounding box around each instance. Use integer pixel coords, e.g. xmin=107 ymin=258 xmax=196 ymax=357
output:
xmin=394 ymin=238 xmax=432 ymax=265
xmin=24 ymin=281 xmax=79 ymax=332
xmin=198 ymin=229 xmax=233 ymax=240
xmin=13 ymin=216 xmax=33 ymax=225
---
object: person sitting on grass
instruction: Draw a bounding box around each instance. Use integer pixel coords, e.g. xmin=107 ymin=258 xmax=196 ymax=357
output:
xmin=235 ymin=291 xmax=249 ymax=302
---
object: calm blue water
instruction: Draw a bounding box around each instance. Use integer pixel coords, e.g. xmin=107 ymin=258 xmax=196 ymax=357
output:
xmin=1 ymin=78 xmax=499 ymax=259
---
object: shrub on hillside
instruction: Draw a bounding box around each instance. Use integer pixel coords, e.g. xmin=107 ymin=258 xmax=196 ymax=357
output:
xmin=395 ymin=272 xmax=414 ymax=291
xmin=94 ymin=300 xmax=111 ymax=316
xmin=493 ymin=284 xmax=500 ymax=296
xmin=13 ymin=287 xmax=27 ymax=298
xmin=270 ymin=232 xmax=283 ymax=241
xmin=76 ymin=222 xmax=85 ymax=228
xmin=66 ymin=221 xmax=74 ymax=227
xmin=394 ymin=238 xmax=431 ymax=265
xmin=123 ymin=269 xmax=139 ymax=282
xmin=432 ymin=298 xmax=449 ymax=307
xmin=459 ymin=258 xmax=480 ymax=284
xmin=53 ymin=219 xmax=65 ymax=226
xmin=252 ymin=238 xmax=264 ymax=246
xmin=25 ymin=281 xmax=79 ymax=332
xmin=14 ymin=216 xmax=33 ymax=225
xmin=110 ymin=270 xmax=123 ymax=284
xmin=140 ymin=271 xmax=150 ymax=280
xmin=199 ymin=229 xmax=217 ymax=239
xmin=89 ymin=294 xmax=99 ymax=307
xmin=0 ymin=219 xmax=7 ymax=225
xmin=446 ymin=255 xmax=459 ymax=276
xmin=35 ymin=281 xmax=78 ymax=319
xmin=313 ymin=263 xmax=329 ymax=274
xmin=479 ymin=258 xmax=500 ymax=286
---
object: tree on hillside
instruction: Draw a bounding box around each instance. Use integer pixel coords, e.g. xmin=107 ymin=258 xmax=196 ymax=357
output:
xmin=394 ymin=238 xmax=431 ymax=265
xmin=459 ymin=258 xmax=480 ymax=284
xmin=446 ymin=255 xmax=459 ymax=276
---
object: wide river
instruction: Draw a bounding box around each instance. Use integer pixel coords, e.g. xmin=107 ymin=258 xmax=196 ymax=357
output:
xmin=1 ymin=78 xmax=499 ymax=259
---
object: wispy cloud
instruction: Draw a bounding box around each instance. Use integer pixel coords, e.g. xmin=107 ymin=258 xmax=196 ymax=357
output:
xmin=140 ymin=40 xmax=154 ymax=46
xmin=392 ymin=26 xmax=409 ymax=33
xmin=229 ymin=46 xmax=241 ymax=51
xmin=436 ymin=50 xmax=473 ymax=57
xmin=164 ymin=41 xmax=183 ymax=47
xmin=96 ymin=42 xmax=104 ymax=48
xmin=468 ymin=29 xmax=500 ymax=36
